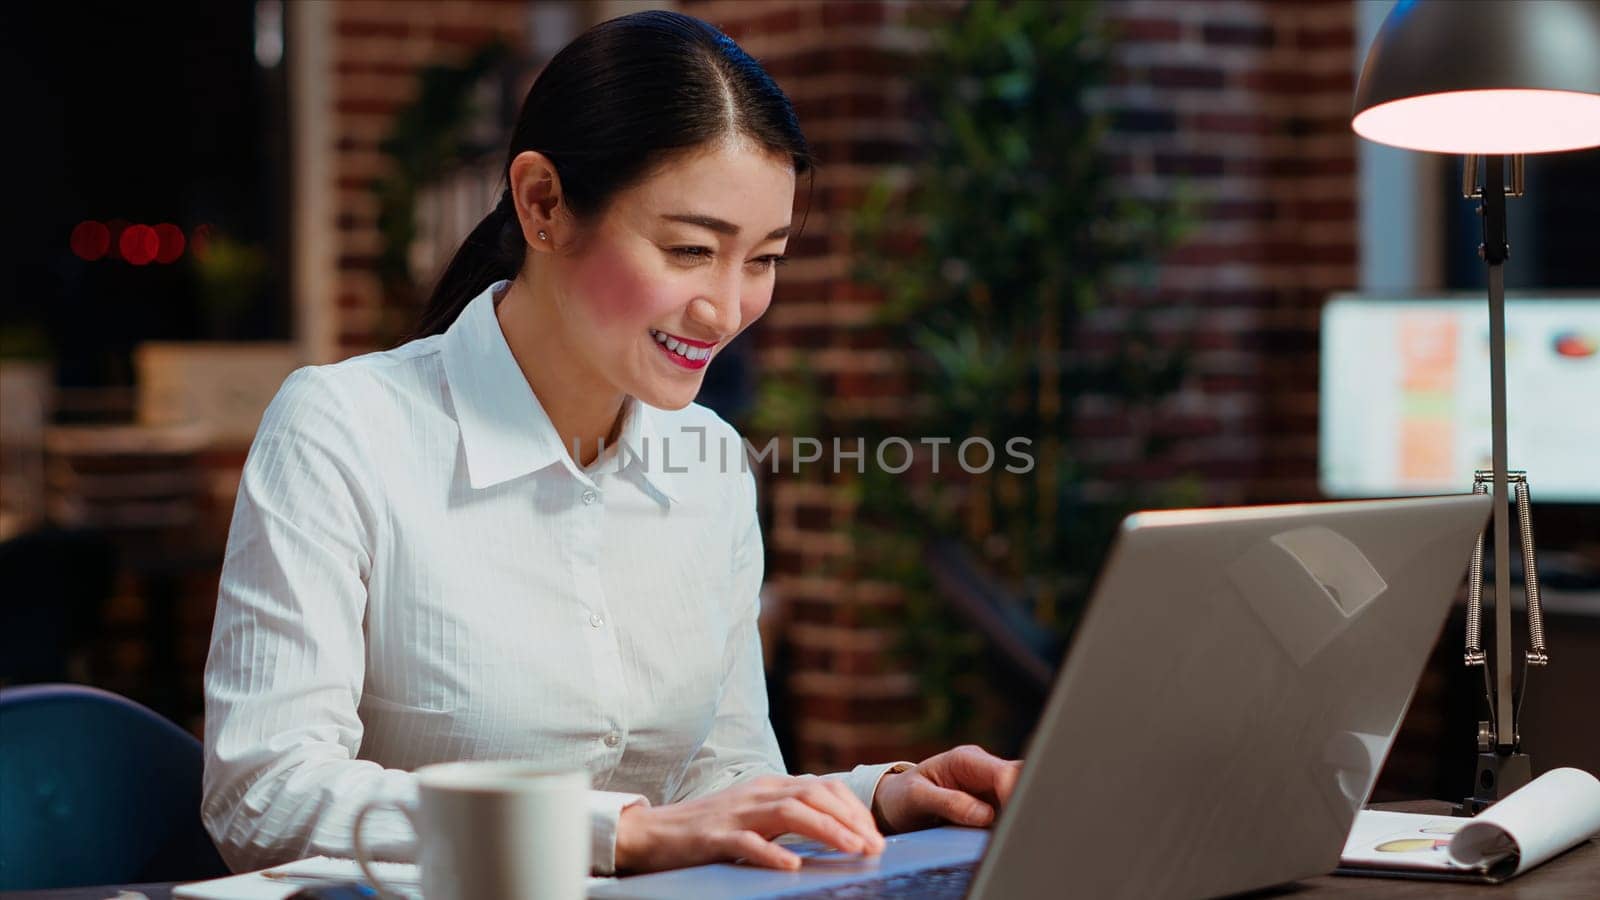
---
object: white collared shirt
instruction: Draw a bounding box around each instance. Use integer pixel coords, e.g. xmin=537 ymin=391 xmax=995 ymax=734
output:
xmin=202 ymin=279 xmax=899 ymax=874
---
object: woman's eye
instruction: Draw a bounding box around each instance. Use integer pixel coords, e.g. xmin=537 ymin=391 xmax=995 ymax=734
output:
xmin=667 ymin=247 xmax=786 ymax=271
xmin=669 ymin=247 xmax=712 ymax=262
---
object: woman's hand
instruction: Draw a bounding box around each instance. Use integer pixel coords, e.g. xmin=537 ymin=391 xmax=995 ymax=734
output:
xmin=614 ymin=774 xmax=886 ymax=873
xmin=870 ymin=745 xmax=1023 ymax=833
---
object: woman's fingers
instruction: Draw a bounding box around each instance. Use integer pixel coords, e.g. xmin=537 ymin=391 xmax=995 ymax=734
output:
xmin=762 ymin=797 xmax=870 ymax=854
xmin=994 ymin=759 xmax=1023 ymax=805
xmin=799 ymin=780 xmax=884 ymax=852
xmin=725 ymin=829 xmax=800 ymax=870
xmin=907 ymin=776 xmax=995 ymax=827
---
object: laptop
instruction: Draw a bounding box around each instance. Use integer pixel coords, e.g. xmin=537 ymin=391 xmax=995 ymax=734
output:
xmin=592 ymin=494 xmax=1491 ymax=900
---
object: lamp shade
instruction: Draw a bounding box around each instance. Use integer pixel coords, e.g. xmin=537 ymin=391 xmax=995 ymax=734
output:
xmin=1353 ymin=0 xmax=1600 ymax=154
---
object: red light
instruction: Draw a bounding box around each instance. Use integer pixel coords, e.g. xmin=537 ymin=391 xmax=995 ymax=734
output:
xmin=120 ymin=224 xmax=160 ymax=266
xmin=154 ymin=223 xmax=186 ymax=263
xmin=70 ymin=221 xmax=111 ymax=261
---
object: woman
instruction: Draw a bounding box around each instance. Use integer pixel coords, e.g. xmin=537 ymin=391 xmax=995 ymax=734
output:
xmin=202 ymin=10 xmax=1019 ymax=876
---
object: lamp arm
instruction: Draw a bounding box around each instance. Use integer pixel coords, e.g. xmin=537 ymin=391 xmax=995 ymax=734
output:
xmin=1477 ymin=155 xmax=1515 ymax=752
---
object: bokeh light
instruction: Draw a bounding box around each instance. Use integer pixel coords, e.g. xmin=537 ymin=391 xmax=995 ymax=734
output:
xmin=154 ymin=223 xmax=187 ymax=263
xmin=70 ymin=220 xmax=111 ymax=261
xmin=119 ymin=224 xmax=160 ymax=266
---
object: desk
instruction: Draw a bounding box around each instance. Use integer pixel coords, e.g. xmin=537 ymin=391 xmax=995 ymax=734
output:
xmin=5 ymin=804 xmax=1594 ymax=900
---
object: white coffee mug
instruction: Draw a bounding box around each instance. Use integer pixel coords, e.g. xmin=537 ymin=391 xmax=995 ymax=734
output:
xmin=353 ymin=761 xmax=590 ymax=900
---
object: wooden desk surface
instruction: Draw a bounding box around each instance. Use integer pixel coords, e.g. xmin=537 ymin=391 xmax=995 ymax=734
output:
xmin=4 ymin=803 xmax=1594 ymax=899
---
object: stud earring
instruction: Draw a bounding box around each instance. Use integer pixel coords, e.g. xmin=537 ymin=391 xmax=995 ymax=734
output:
xmin=537 ymin=230 xmax=548 ymax=241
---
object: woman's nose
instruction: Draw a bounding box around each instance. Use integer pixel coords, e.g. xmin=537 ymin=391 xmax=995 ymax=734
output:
xmin=686 ymin=294 xmax=739 ymax=338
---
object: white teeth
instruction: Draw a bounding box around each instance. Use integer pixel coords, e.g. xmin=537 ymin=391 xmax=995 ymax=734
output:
xmin=651 ymin=329 xmax=713 ymax=362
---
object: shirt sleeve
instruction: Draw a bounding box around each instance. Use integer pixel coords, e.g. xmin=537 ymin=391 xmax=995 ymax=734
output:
xmin=202 ymin=368 xmax=651 ymax=873
xmin=669 ymin=450 xmax=910 ymax=816
xmin=202 ymin=366 xmax=420 ymax=872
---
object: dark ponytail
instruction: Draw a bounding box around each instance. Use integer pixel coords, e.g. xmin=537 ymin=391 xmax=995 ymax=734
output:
xmin=408 ymin=10 xmax=814 ymax=341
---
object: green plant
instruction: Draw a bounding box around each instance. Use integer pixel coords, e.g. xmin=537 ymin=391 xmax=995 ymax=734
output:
xmin=764 ymin=1 xmax=1197 ymax=748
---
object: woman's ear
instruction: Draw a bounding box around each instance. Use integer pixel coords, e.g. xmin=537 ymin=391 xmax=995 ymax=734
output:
xmin=508 ymin=150 xmax=565 ymax=252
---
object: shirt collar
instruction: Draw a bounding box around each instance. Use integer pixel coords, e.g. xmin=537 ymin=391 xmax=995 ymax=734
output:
xmin=440 ymin=279 xmax=684 ymax=504
xmin=612 ymin=393 xmax=685 ymax=505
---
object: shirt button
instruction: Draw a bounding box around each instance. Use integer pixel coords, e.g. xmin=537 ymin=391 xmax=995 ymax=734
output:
xmin=581 ymin=490 xmax=597 ymax=505
xmin=603 ymin=732 xmax=621 ymax=748
xmin=589 ymin=612 xmax=605 ymax=628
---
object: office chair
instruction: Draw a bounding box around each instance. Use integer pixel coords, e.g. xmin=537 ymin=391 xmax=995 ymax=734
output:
xmin=0 ymin=683 xmax=229 ymax=890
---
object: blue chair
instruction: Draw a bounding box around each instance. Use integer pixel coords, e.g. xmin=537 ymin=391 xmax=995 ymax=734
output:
xmin=0 ymin=683 xmax=229 ymax=890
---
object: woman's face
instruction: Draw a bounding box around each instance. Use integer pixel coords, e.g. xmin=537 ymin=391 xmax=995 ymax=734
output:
xmin=547 ymin=137 xmax=797 ymax=411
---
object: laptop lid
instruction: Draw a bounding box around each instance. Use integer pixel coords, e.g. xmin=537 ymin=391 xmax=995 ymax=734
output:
xmin=968 ymin=493 xmax=1490 ymax=899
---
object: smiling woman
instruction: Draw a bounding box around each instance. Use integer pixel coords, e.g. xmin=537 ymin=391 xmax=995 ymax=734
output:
xmin=200 ymin=9 xmax=1020 ymax=881
xmin=496 ymin=137 xmax=799 ymax=429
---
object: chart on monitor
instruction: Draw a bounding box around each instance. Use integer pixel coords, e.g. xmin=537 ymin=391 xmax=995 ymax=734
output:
xmin=1321 ymin=295 xmax=1600 ymax=503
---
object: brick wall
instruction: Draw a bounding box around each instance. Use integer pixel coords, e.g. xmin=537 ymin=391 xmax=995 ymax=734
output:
xmin=1094 ymin=0 xmax=1357 ymax=504
xmin=322 ymin=0 xmax=532 ymax=357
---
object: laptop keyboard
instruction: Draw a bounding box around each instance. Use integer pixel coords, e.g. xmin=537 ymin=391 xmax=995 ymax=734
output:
xmin=775 ymin=862 xmax=976 ymax=899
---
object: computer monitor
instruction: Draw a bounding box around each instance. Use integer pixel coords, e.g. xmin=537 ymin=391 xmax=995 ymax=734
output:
xmin=1320 ymin=294 xmax=1600 ymax=503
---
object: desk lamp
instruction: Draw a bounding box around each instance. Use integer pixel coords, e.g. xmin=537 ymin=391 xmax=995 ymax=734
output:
xmin=1352 ymin=0 xmax=1600 ymax=813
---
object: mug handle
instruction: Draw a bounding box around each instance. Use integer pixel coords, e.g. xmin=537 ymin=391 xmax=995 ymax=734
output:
xmin=353 ymin=797 xmax=418 ymax=900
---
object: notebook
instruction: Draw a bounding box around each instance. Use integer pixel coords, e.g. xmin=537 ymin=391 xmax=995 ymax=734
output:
xmin=1337 ymin=767 xmax=1600 ymax=883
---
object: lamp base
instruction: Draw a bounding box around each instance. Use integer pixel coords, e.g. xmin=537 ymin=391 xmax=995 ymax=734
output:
xmin=1455 ymin=749 xmax=1532 ymax=816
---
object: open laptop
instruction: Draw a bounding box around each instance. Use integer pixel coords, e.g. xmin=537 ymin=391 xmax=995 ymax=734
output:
xmin=592 ymin=494 xmax=1491 ymax=900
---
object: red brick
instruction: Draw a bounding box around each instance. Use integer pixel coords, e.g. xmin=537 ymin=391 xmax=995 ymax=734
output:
xmin=1201 ymin=21 xmax=1275 ymax=48
xmin=432 ymin=24 xmax=503 ymax=46
xmin=335 ymin=96 xmax=404 ymax=116
xmin=1147 ymin=65 xmax=1226 ymax=90
xmin=1206 ymin=199 xmax=1278 ymax=221
xmin=334 ymin=60 xmax=417 ymax=77
xmin=1191 ymin=112 xmax=1277 ymax=135
xmin=336 ymin=20 xmax=409 ymax=39
xmin=1106 ymin=16 xmax=1183 ymax=42
xmin=1290 ymin=198 xmax=1356 ymax=220
xmin=821 ymin=2 xmax=886 ymax=28
xmin=795 ymin=501 xmax=835 ymax=530
xmin=1238 ymin=67 xmax=1353 ymax=94
xmin=334 ymin=135 xmax=382 ymax=153
xmin=1153 ymin=153 xmax=1225 ymax=177
xmin=1295 ymin=25 xmax=1355 ymax=51
xmin=1112 ymin=108 xmax=1178 ymax=133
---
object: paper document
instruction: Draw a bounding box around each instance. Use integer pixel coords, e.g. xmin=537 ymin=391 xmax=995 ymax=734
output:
xmin=1338 ymin=767 xmax=1600 ymax=883
xmin=174 ymin=856 xmax=615 ymax=899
